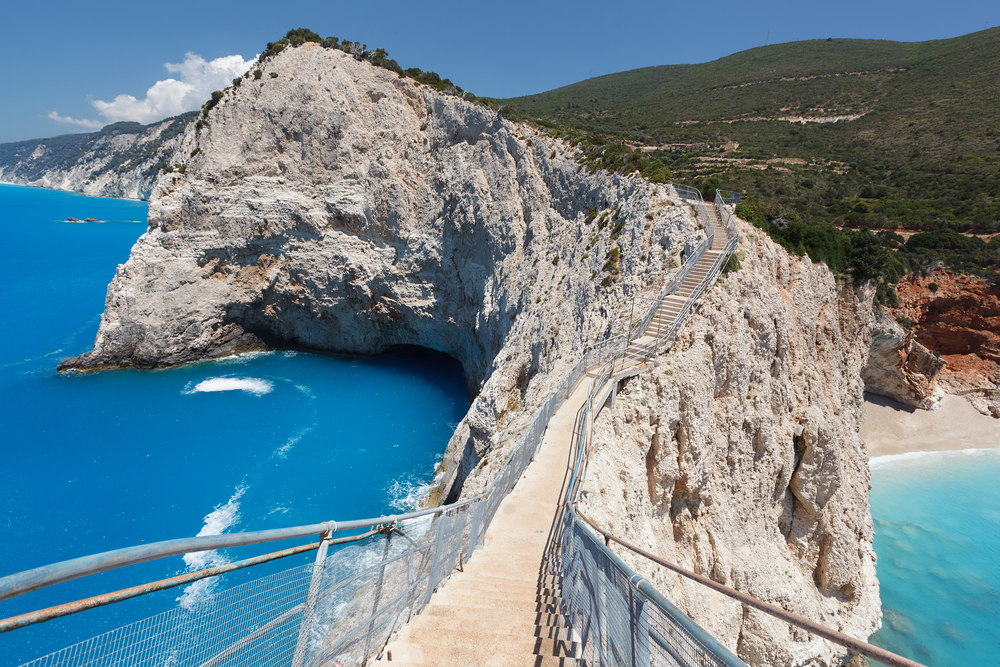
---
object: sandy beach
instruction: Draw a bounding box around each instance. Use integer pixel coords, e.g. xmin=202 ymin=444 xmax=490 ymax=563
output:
xmin=861 ymin=392 xmax=1000 ymax=458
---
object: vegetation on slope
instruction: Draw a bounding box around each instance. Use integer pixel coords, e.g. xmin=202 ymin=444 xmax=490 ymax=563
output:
xmin=502 ymin=29 xmax=1000 ymax=286
xmin=0 ymin=113 xmax=197 ymax=183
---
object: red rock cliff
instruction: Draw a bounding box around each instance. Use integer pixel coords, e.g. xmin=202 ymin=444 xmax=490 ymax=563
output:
xmin=892 ymin=272 xmax=1000 ymax=418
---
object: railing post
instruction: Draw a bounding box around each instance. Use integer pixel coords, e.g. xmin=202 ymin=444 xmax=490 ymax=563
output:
xmin=362 ymin=527 xmax=394 ymax=664
xmin=291 ymin=527 xmax=333 ymax=667
xmin=424 ymin=511 xmax=448 ymax=606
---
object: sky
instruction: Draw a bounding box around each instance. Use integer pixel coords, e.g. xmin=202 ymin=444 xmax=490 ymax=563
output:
xmin=1 ymin=0 xmax=997 ymax=144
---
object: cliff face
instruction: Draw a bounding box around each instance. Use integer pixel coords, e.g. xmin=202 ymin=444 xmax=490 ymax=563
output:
xmin=578 ymin=227 xmax=881 ymax=665
xmin=893 ymin=272 xmax=1000 ymax=417
xmin=58 ymin=42 xmax=693 ymax=502
xmin=59 ymin=42 xmax=883 ymax=664
xmin=0 ymin=114 xmax=194 ymax=200
xmin=862 ymin=306 xmax=945 ymax=410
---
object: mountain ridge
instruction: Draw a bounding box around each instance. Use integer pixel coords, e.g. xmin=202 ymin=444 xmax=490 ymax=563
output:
xmin=0 ymin=113 xmax=196 ymax=200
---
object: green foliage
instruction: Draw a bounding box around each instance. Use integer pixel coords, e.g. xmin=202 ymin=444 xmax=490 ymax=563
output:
xmin=906 ymin=229 xmax=987 ymax=252
xmin=721 ymin=253 xmax=742 ymax=274
xmin=928 ymin=282 xmax=939 ymax=292
xmin=734 ymin=198 xmax=767 ymax=227
xmin=253 ymin=69 xmax=263 ymax=80
xmin=201 ymin=90 xmax=224 ymax=117
xmin=699 ymin=176 xmax=722 ymax=201
xmin=896 ymin=316 xmax=913 ymax=329
xmin=269 ymin=72 xmax=278 ymax=79
xmin=499 ymin=28 xmax=1000 ymax=281
xmin=641 ymin=159 xmax=672 ymax=184
xmin=285 ymin=28 xmax=322 ymax=46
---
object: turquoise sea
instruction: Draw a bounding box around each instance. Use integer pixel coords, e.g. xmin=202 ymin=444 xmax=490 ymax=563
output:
xmin=869 ymin=449 xmax=1000 ymax=666
xmin=0 ymin=184 xmax=469 ymax=664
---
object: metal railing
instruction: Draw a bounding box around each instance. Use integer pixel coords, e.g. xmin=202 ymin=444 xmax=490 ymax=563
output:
xmin=563 ymin=191 xmax=926 ymax=667
xmin=0 ymin=335 xmax=629 ymax=667
xmin=573 ymin=517 xmax=925 ymax=667
xmin=1 ymin=184 xmax=743 ymax=667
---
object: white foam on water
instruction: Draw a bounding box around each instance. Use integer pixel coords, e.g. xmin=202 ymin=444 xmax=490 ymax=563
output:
xmin=177 ymin=484 xmax=247 ymax=609
xmin=272 ymin=426 xmax=312 ymax=459
xmin=183 ymin=376 xmax=273 ymax=396
xmin=387 ymin=477 xmax=435 ymax=514
xmin=870 ymin=446 xmax=1000 ymax=471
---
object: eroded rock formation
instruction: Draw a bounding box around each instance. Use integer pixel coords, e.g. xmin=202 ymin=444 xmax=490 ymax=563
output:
xmin=893 ymin=272 xmax=1000 ymax=417
xmin=58 ymin=43 xmax=692 ymax=503
xmin=862 ymin=306 xmax=945 ymax=409
xmin=578 ymin=227 xmax=881 ymax=665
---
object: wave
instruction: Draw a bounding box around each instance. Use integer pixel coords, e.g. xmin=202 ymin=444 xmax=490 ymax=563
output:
xmin=272 ymin=426 xmax=312 ymax=459
xmin=177 ymin=484 xmax=247 ymax=609
xmin=182 ymin=376 xmax=274 ymax=396
xmin=387 ymin=461 xmax=445 ymax=517
xmin=870 ymin=447 xmax=1000 ymax=471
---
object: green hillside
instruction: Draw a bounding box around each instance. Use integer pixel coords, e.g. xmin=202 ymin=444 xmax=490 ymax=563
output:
xmin=501 ymin=29 xmax=1000 ymax=282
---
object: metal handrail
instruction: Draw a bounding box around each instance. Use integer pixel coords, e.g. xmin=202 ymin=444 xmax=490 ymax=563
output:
xmin=567 ymin=506 xmax=749 ymax=667
xmin=0 ymin=337 xmax=616 ymax=607
xmin=565 ymin=196 xmax=927 ymax=667
xmin=575 ymin=511 xmax=925 ymax=667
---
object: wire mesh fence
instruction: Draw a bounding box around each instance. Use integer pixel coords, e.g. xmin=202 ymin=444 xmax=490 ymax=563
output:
xmin=12 ymin=324 xmax=628 ymax=667
xmin=559 ymin=508 xmax=747 ymax=667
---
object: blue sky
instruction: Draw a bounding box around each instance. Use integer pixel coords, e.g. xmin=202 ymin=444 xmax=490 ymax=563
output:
xmin=2 ymin=0 xmax=997 ymax=143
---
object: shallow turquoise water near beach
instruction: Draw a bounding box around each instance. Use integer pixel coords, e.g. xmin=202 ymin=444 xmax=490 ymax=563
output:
xmin=0 ymin=185 xmax=469 ymax=664
xmin=869 ymin=449 xmax=1000 ymax=666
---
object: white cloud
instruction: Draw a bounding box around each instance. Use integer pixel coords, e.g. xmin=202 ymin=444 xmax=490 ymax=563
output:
xmin=70 ymin=52 xmax=256 ymax=127
xmin=47 ymin=111 xmax=103 ymax=129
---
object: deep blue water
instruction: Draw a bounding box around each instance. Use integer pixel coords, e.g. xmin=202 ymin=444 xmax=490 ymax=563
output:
xmin=0 ymin=184 xmax=469 ymax=664
xmin=869 ymin=449 xmax=1000 ymax=666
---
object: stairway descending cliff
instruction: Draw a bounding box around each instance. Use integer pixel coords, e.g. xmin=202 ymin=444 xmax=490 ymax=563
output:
xmin=371 ymin=202 xmax=735 ymax=666
xmin=623 ymin=202 xmax=730 ymax=367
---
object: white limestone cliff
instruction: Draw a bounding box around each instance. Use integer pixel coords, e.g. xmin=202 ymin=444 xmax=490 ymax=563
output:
xmin=60 ymin=42 xmax=882 ymax=663
xmin=578 ymin=227 xmax=881 ymax=665
xmin=58 ymin=42 xmax=691 ymax=504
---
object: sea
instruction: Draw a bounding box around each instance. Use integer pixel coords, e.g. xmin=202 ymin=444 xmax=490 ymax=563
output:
xmin=1 ymin=184 xmax=997 ymax=667
xmin=0 ymin=184 xmax=470 ymax=665
xmin=868 ymin=448 xmax=1000 ymax=666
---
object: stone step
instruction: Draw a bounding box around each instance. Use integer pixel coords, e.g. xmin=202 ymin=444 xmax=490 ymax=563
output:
xmin=444 ymin=578 xmax=563 ymax=599
xmin=372 ymin=654 xmax=583 ymax=667
xmin=430 ymin=591 xmax=562 ymax=614
xmin=422 ymin=604 xmax=573 ymax=627
xmin=406 ymin=612 xmax=578 ymax=641
xmin=391 ymin=624 xmax=579 ymax=659
xmin=376 ymin=643 xmax=580 ymax=666
xmin=433 ymin=585 xmax=563 ymax=607
xmin=461 ymin=572 xmax=563 ymax=590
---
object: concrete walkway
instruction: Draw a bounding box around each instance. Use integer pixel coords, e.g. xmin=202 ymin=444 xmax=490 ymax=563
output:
xmin=373 ymin=369 xmax=596 ymax=665
xmin=372 ymin=202 xmax=733 ymax=666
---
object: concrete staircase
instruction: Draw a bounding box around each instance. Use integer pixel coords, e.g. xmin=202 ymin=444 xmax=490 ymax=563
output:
xmin=623 ymin=203 xmax=731 ymax=366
